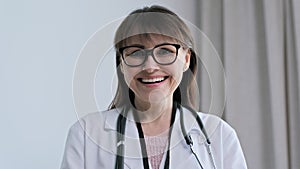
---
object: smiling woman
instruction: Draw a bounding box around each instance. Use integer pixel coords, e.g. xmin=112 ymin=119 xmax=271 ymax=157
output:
xmin=112 ymin=7 xmax=198 ymax=111
xmin=61 ymin=5 xmax=248 ymax=169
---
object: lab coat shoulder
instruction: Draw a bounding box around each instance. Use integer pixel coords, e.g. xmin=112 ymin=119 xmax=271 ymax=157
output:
xmin=199 ymin=113 xmax=248 ymax=169
xmin=60 ymin=110 xmax=119 ymax=169
xmin=60 ymin=119 xmax=86 ymax=169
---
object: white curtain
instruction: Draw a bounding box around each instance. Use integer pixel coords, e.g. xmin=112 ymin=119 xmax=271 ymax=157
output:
xmin=196 ymin=0 xmax=300 ymax=168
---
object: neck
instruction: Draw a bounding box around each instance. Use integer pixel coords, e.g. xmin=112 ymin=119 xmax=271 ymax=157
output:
xmin=134 ymin=96 xmax=173 ymax=136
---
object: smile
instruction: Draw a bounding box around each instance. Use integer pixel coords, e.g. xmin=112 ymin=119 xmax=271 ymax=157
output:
xmin=138 ymin=76 xmax=169 ymax=84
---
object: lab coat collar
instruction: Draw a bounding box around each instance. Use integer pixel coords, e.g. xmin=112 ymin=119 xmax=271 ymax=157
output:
xmin=104 ymin=107 xmax=137 ymax=132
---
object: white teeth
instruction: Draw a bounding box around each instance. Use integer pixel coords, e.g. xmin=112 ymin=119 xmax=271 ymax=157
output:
xmin=141 ymin=77 xmax=165 ymax=83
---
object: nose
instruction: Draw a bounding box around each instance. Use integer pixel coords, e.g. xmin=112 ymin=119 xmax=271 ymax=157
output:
xmin=142 ymin=54 xmax=159 ymax=72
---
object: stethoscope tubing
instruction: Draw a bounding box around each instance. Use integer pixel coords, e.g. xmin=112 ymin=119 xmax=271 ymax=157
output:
xmin=179 ymin=105 xmax=217 ymax=169
xmin=115 ymin=104 xmax=217 ymax=169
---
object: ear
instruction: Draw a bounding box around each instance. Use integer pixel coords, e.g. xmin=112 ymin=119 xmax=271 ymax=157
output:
xmin=183 ymin=49 xmax=191 ymax=72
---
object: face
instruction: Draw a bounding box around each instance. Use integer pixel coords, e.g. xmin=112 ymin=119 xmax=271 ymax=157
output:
xmin=119 ymin=34 xmax=191 ymax=105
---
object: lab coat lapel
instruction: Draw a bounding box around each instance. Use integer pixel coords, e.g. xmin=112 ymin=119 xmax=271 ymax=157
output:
xmin=104 ymin=108 xmax=145 ymax=169
xmin=168 ymin=107 xmax=220 ymax=169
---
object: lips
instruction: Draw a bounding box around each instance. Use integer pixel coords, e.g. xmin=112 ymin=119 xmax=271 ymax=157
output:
xmin=138 ymin=76 xmax=169 ymax=84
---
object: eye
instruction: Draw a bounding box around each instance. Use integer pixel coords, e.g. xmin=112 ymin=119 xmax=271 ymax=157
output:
xmin=123 ymin=47 xmax=144 ymax=58
xmin=155 ymin=45 xmax=177 ymax=56
xmin=156 ymin=48 xmax=174 ymax=55
xmin=128 ymin=50 xmax=144 ymax=57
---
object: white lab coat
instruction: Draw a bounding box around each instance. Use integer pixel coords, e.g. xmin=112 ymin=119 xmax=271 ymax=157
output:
xmin=61 ymin=107 xmax=247 ymax=169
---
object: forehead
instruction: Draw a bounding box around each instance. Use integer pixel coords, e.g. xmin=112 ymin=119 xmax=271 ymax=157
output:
xmin=121 ymin=34 xmax=179 ymax=48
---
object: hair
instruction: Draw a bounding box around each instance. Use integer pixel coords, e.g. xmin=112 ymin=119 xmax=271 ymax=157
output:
xmin=109 ymin=5 xmax=199 ymax=110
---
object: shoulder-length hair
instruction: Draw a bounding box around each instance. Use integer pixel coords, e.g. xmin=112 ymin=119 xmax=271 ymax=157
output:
xmin=109 ymin=5 xmax=199 ymax=110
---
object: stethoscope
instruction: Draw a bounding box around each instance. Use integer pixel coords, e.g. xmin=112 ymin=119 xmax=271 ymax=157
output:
xmin=114 ymin=102 xmax=217 ymax=169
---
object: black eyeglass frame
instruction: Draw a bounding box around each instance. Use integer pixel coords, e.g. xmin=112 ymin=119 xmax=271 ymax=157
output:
xmin=119 ymin=43 xmax=181 ymax=67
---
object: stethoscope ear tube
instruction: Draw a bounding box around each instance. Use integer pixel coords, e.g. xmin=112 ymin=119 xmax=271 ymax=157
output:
xmin=179 ymin=105 xmax=203 ymax=169
xmin=184 ymin=106 xmax=211 ymax=145
xmin=180 ymin=105 xmax=217 ymax=169
xmin=115 ymin=106 xmax=129 ymax=169
xmin=178 ymin=105 xmax=193 ymax=146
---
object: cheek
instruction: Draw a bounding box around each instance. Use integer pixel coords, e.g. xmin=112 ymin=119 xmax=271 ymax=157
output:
xmin=177 ymin=56 xmax=188 ymax=67
xmin=169 ymin=58 xmax=187 ymax=85
xmin=122 ymin=68 xmax=138 ymax=86
xmin=174 ymin=70 xmax=184 ymax=85
xmin=166 ymin=66 xmax=184 ymax=85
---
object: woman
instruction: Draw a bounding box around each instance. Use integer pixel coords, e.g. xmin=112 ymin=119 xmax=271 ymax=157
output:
xmin=61 ymin=5 xmax=248 ymax=169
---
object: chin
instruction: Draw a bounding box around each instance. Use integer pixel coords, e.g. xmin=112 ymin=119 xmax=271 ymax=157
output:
xmin=138 ymin=90 xmax=173 ymax=104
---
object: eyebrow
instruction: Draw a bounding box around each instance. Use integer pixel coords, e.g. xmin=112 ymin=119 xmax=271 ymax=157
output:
xmin=121 ymin=44 xmax=145 ymax=49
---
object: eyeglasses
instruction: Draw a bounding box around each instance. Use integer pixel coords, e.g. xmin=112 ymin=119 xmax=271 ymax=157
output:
xmin=119 ymin=43 xmax=181 ymax=67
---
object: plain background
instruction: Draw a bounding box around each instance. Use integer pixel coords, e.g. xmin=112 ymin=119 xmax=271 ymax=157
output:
xmin=0 ymin=0 xmax=201 ymax=169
